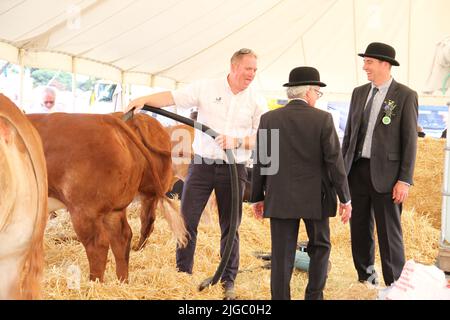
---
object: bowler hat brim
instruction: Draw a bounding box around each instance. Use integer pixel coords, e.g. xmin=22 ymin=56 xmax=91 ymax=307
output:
xmin=358 ymin=53 xmax=400 ymax=66
xmin=283 ymin=80 xmax=326 ymax=87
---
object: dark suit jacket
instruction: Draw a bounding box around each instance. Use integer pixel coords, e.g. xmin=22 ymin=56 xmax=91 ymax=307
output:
xmin=342 ymin=80 xmax=418 ymax=193
xmin=250 ymin=100 xmax=350 ymax=220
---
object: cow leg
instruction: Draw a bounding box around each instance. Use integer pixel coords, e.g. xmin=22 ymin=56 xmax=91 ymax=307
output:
xmin=134 ymin=196 xmax=158 ymax=251
xmin=103 ymin=209 xmax=132 ymax=282
xmin=70 ymin=211 xmax=110 ymax=282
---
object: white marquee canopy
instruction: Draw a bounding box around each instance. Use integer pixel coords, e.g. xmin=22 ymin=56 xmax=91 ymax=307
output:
xmin=0 ymin=0 xmax=449 ymax=98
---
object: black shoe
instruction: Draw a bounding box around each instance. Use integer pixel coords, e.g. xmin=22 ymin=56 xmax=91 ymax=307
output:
xmin=222 ymin=282 xmax=237 ymax=300
xmin=176 ymin=267 xmax=192 ymax=275
xmin=253 ymin=251 xmax=271 ymax=261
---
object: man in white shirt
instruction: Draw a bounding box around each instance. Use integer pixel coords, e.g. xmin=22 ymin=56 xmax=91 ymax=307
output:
xmin=127 ymin=48 xmax=267 ymax=299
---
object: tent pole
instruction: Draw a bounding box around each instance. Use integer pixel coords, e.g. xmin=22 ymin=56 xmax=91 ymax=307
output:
xmin=121 ymin=71 xmax=125 ymax=111
xmin=352 ymin=0 xmax=358 ymax=85
xmin=438 ymin=100 xmax=450 ymax=272
xmin=407 ymin=0 xmax=412 ymax=85
xmin=18 ymin=49 xmax=24 ymax=108
xmin=72 ymin=57 xmax=77 ymax=113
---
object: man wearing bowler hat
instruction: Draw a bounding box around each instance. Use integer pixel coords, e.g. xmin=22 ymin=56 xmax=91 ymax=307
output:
xmin=342 ymin=42 xmax=418 ymax=286
xmin=251 ymin=66 xmax=352 ymax=300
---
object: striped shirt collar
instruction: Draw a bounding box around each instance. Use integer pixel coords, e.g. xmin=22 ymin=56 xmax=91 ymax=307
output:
xmin=371 ymin=77 xmax=393 ymax=94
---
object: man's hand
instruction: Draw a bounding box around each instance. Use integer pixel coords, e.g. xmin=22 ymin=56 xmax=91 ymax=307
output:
xmin=252 ymin=201 xmax=264 ymax=220
xmin=124 ymin=92 xmax=175 ymax=113
xmin=215 ymin=135 xmax=238 ymax=149
xmin=339 ymin=202 xmax=352 ymax=224
xmin=126 ymin=97 xmax=146 ymax=113
xmin=392 ymin=181 xmax=410 ymax=204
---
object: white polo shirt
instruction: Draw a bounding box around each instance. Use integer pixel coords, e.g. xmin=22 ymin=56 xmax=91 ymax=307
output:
xmin=172 ymin=77 xmax=267 ymax=163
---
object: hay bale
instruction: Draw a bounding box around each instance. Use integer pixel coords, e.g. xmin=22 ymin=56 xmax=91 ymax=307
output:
xmin=405 ymin=137 xmax=445 ymax=228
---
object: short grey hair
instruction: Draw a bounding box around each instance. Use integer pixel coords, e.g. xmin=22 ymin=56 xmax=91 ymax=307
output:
xmin=42 ymin=86 xmax=56 ymax=97
xmin=286 ymin=85 xmax=311 ymax=99
xmin=230 ymin=48 xmax=257 ymax=64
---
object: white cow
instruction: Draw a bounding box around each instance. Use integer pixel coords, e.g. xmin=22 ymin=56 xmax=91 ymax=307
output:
xmin=0 ymin=94 xmax=48 ymax=299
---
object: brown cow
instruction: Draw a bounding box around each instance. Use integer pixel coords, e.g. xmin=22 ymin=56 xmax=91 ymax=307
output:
xmin=0 ymin=94 xmax=48 ymax=299
xmin=28 ymin=112 xmax=187 ymax=282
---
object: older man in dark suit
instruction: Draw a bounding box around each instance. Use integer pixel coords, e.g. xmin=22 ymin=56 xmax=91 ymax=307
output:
xmin=342 ymin=42 xmax=418 ymax=286
xmin=251 ymin=67 xmax=352 ymax=300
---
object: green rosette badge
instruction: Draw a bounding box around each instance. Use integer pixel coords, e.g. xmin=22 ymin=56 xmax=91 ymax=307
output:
xmin=382 ymin=99 xmax=397 ymax=125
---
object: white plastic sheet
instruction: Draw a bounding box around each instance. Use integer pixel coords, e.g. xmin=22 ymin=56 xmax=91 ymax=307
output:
xmin=378 ymin=260 xmax=450 ymax=300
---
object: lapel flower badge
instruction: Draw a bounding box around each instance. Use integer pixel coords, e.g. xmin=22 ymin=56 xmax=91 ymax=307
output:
xmin=382 ymin=99 xmax=397 ymax=125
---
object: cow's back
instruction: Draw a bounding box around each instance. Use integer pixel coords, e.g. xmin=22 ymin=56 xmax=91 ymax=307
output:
xmin=0 ymin=94 xmax=48 ymax=299
xmin=126 ymin=114 xmax=173 ymax=194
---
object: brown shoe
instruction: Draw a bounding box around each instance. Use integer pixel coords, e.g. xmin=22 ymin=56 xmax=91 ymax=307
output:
xmin=222 ymin=282 xmax=237 ymax=300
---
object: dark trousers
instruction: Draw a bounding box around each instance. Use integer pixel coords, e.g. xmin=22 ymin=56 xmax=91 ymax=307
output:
xmin=176 ymin=157 xmax=246 ymax=284
xmin=270 ymin=217 xmax=330 ymax=300
xmin=348 ymin=159 xmax=405 ymax=286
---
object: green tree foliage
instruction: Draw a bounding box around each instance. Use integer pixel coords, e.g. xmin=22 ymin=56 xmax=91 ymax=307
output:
xmin=78 ymin=76 xmax=99 ymax=92
xmin=30 ymin=68 xmax=72 ymax=91
xmin=29 ymin=68 xmax=99 ymax=92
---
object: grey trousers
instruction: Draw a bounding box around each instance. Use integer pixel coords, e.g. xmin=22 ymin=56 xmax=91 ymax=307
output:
xmin=349 ymin=158 xmax=405 ymax=286
xmin=270 ymin=217 xmax=331 ymax=300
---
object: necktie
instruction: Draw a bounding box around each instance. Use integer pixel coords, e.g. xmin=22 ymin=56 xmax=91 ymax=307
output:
xmin=355 ymin=87 xmax=378 ymax=161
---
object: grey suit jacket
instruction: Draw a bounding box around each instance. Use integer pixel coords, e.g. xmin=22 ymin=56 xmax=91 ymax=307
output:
xmin=251 ymin=100 xmax=350 ymax=220
xmin=342 ymin=80 xmax=418 ymax=193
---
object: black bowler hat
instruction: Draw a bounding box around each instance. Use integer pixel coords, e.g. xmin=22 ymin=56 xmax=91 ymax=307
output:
xmin=358 ymin=42 xmax=400 ymax=66
xmin=283 ymin=66 xmax=326 ymax=87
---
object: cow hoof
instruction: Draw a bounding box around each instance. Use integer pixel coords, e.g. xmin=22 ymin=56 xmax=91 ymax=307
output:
xmin=132 ymin=242 xmax=144 ymax=251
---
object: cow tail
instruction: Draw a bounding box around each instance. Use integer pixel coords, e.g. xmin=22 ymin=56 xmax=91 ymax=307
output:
xmin=108 ymin=115 xmax=188 ymax=247
xmin=133 ymin=122 xmax=171 ymax=157
xmin=129 ymin=117 xmax=188 ymax=247
xmin=107 ymin=116 xmax=167 ymax=198
xmin=159 ymin=197 xmax=188 ymax=248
